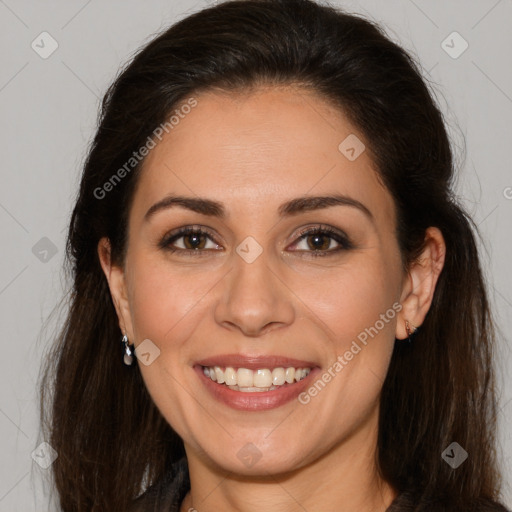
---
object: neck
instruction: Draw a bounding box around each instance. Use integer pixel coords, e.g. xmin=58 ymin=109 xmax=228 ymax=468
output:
xmin=181 ymin=408 xmax=397 ymax=512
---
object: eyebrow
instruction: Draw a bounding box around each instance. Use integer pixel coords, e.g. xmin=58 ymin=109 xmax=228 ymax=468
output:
xmin=144 ymin=194 xmax=374 ymax=222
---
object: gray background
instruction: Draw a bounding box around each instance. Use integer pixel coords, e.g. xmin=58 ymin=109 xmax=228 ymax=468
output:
xmin=0 ymin=0 xmax=511 ymax=510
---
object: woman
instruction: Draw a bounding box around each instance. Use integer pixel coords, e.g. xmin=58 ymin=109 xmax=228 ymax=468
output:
xmin=39 ymin=0 xmax=510 ymax=510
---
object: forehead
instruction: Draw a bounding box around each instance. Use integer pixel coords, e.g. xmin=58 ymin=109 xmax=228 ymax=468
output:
xmin=130 ymin=86 xmax=395 ymax=227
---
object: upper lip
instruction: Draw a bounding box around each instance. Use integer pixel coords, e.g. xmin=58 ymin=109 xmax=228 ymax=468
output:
xmin=196 ymin=354 xmax=318 ymax=370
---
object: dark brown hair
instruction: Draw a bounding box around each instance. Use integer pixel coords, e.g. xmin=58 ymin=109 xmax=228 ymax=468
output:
xmin=40 ymin=0 xmax=508 ymax=510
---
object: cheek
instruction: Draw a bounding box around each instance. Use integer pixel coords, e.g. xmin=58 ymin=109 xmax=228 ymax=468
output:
xmin=125 ymin=256 xmax=211 ymax=432
xmin=126 ymin=254 xmax=211 ymax=349
xmin=296 ymin=258 xmax=400 ymax=426
xmin=291 ymin=254 xmax=400 ymax=349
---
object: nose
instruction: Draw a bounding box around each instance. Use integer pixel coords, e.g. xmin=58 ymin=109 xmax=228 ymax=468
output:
xmin=214 ymin=247 xmax=295 ymax=337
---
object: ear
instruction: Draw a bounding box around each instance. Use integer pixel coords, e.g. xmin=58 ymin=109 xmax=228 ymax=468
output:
xmin=396 ymin=227 xmax=446 ymax=340
xmin=97 ymin=237 xmax=134 ymax=339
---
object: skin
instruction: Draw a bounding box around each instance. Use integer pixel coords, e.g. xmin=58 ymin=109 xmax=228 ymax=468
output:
xmin=99 ymin=85 xmax=446 ymax=512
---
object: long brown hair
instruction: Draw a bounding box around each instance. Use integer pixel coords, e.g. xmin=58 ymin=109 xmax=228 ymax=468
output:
xmin=39 ymin=1 xmax=508 ymax=510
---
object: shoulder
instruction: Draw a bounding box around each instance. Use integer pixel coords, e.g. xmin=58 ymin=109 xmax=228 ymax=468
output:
xmin=128 ymin=456 xmax=190 ymax=512
xmin=386 ymin=491 xmax=511 ymax=512
xmin=471 ymin=500 xmax=511 ymax=512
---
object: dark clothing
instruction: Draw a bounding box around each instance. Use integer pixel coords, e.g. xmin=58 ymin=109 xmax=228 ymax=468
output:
xmin=129 ymin=457 xmax=190 ymax=512
xmin=129 ymin=456 xmax=511 ymax=512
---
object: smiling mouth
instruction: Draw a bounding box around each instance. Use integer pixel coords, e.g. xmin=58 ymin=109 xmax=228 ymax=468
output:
xmin=201 ymin=365 xmax=311 ymax=392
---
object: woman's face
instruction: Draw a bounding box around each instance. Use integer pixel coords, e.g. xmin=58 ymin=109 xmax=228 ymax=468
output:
xmin=109 ymin=86 xmax=408 ymax=475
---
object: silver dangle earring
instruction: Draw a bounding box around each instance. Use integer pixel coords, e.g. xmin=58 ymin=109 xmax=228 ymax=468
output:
xmin=121 ymin=334 xmax=135 ymax=366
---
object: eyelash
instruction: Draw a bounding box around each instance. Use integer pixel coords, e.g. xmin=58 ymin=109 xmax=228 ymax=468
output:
xmin=159 ymin=224 xmax=353 ymax=258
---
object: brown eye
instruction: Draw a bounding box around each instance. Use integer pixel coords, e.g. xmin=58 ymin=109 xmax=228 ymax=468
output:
xmin=305 ymin=233 xmax=333 ymax=251
xmin=288 ymin=225 xmax=353 ymax=256
xmin=182 ymin=232 xmax=208 ymax=250
xmin=160 ymin=226 xmax=222 ymax=254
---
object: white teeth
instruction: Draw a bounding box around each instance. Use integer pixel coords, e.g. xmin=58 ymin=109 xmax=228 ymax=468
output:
xmin=224 ymin=366 xmax=237 ymax=386
xmin=237 ymin=368 xmax=253 ymax=387
xmin=203 ymin=365 xmax=312 ymax=389
xmin=214 ymin=366 xmax=225 ymax=384
xmin=272 ymin=367 xmax=286 ymax=386
xmin=227 ymin=385 xmax=279 ymax=393
xmin=295 ymin=368 xmax=311 ymax=381
xmin=253 ymin=369 xmax=272 ymax=388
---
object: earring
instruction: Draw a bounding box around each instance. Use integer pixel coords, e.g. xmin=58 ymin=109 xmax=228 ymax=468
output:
xmin=121 ymin=334 xmax=135 ymax=366
xmin=404 ymin=320 xmax=419 ymax=343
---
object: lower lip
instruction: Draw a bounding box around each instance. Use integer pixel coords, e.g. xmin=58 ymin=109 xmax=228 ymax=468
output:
xmin=195 ymin=365 xmax=319 ymax=411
